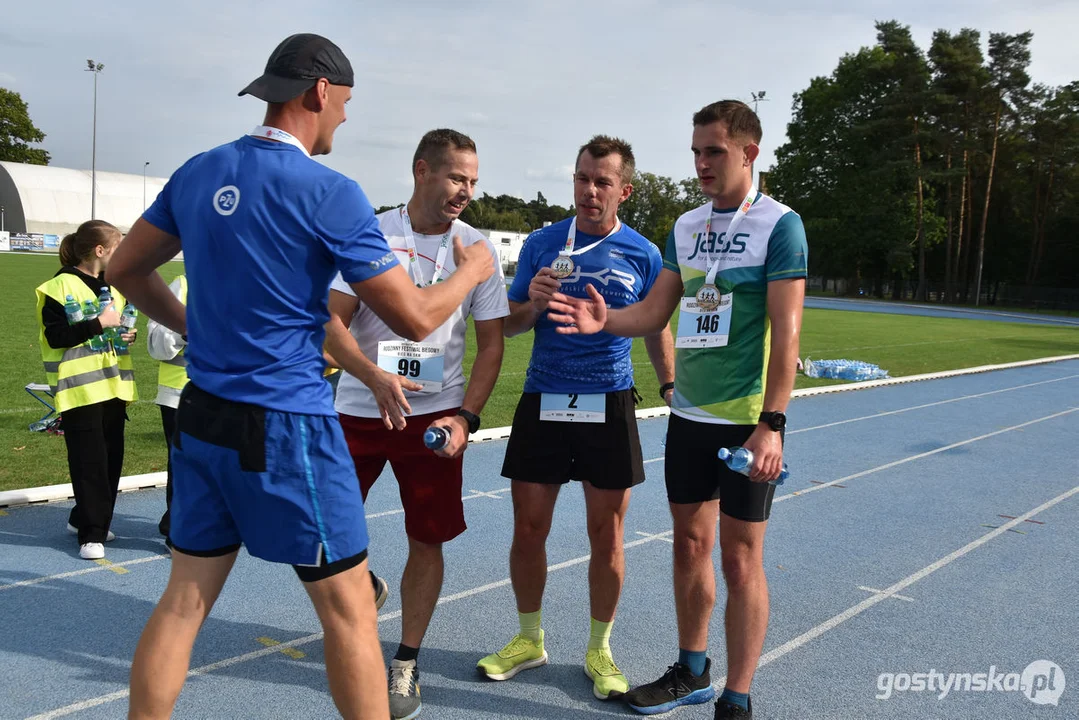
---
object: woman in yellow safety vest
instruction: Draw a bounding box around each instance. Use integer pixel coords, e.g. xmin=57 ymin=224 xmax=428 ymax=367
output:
xmin=35 ymin=220 xmax=138 ymax=560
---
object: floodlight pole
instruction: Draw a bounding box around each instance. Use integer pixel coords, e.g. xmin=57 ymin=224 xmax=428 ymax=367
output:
xmin=86 ymin=60 xmax=105 ymax=219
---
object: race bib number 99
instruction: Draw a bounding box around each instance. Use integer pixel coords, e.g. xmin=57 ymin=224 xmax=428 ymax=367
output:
xmin=675 ymin=294 xmax=733 ymax=348
xmin=376 ymin=341 xmax=445 ymax=393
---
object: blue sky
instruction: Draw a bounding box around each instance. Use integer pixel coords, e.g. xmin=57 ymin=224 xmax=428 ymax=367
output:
xmin=2 ymin=0 xmax=1076 ymax=209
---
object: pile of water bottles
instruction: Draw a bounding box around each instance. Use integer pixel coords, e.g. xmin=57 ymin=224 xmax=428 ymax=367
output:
xmin=63 ymin=286 xmax=138 ymax=352
xmin=802 ymin=357 xmax=889 ymax=381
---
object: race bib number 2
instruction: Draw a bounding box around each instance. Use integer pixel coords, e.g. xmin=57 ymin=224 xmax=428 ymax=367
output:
xmin=539 ymin=393 xmax=605 ymax=423
xmin=376 ymin=341 xmax=445 ymax=393
xmin=675 ymin=294 xmax=733 ymax=348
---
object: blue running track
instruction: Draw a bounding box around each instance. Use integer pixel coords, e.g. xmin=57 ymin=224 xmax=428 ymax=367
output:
xmin=2 ymin=359 xmax=1078 ymax=719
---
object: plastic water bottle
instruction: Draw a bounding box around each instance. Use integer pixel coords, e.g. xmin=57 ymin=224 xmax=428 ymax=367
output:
xmin=424 ymin=427 xmax=449 ymax=451
xmin=97 ymin=287 xmax=118 ymax=341
xmin=718 ymin=447 xmax=788 ymax=486
xmin=802 ymin=358 xmax=888 ymax=381
xmin=64 ymin=295 xmax=84 ymax=324
xmin=80 ymin=299 xmax=106 ymax=351
xmin=120 ymin=304 xmax=138 ymax=330
xmin=81 ymin=298 xmax=99 ymax=320
xmin=111 ymin=304 xmax=138 ymax=352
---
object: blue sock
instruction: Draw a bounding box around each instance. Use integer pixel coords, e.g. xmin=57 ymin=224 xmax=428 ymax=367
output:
xmin=719 ymin=688 xmax=749 ymax=710
xmin=677 ymin=648 xmax=707 ymax=677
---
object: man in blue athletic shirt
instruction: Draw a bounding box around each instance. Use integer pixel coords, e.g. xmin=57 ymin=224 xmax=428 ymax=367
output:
xmin=476 ymin=136 xmax=675 ymax=703
xmin=108 ymin=34 xmax=493 ymax=720
xmin=547 ymin=101 xmax=808 ymax=720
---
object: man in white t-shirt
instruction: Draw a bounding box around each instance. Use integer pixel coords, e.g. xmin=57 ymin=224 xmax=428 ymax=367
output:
xmin=325 ymin=128 xmax=508 ymax=720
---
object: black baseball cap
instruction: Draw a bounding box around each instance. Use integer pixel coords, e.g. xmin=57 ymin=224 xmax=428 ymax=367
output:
xmin=239 ymin=33 xmax=354 ymax=103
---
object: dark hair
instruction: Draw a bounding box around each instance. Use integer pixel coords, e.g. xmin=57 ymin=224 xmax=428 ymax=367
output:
xmin=575 ymin=135 xmax=635 ymax=184
xmin=58 ymin=220 xmax=121 ymax=267
xmin=412 ymin=129 xmax=477 ymax=174
xmin=692 ymin=100 xmax=763 ymax=144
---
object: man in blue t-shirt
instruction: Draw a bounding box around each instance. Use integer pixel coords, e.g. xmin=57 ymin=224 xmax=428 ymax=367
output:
xmin=476 ymin=136 xmax=674 ymax=702
xmin=107 ymin=34 xmax=493 ymax=720
xmin=547 ymin=101 xmax=808 ymax=720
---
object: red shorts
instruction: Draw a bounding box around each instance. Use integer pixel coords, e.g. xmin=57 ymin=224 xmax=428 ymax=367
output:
xmin=339 ymin=408 xmax=466 ymax=544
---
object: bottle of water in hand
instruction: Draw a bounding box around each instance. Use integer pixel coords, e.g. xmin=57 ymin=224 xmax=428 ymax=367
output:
xmin=718 ymin=446 xmax=788 ymax=486
xmin=113 ymin=304 xmax=138 ymax=351
xmin=120 ymin=303 xmax=138 ymax=330
xmin=97 ymin=287 xmax=120 ymax=342
xmin=81 ymin=298 xmax=106 ymax=352
xmin=424 ymin=427 xmax=449 ymax=451
xmin=64 ymin=295 xmax=84 ymax=324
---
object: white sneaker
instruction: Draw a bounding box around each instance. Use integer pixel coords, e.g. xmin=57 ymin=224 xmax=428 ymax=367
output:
xmin=67 ymin=522 xmax=115 ymax=542
xmin=79 ymin=542 xmax=105 ymax=560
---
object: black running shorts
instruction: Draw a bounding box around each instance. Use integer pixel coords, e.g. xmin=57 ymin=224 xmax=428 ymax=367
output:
xmin=501 ymin=389 xmax=645 ymax=490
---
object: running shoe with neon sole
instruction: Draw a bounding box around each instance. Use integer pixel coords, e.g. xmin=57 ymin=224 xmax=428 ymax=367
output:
xmin=476 ymin=631 xmax=548 ymax=680
xmin=624 ymin=660 xmax=716 ymax=715
xmin=584 ymin=648 xmax=629 ymax=700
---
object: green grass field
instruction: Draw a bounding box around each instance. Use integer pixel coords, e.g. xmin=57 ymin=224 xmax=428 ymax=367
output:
xmin=2 ymin=252 xmax=1077 ymax=492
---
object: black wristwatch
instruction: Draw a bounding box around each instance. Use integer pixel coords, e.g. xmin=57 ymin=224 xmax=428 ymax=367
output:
xmin=758 ymin=411 xmax=786 ymax=432
xmin=659 ymin=382 xmax=675 ymax=401
xmin=457 ymin=409 xmax=481 ymax=434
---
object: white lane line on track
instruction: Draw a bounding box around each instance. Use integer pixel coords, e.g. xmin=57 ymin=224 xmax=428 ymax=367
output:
xmin=639 ymin=376 xmax=1079 ymax=466
xmin=774 ymin=407 xmax=1078 ymax=502
xmin=23 ymin=530 xmax=674 ymax=719
xmin=710 ymin=483 xmax=1079 ymax=689
xmin=1 ymin=489 xmax=516 ymax=592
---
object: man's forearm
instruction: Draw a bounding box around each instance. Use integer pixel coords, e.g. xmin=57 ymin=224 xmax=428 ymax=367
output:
xmin=323 ymin=316 xmax=381 ymax=386
xmin=461 ymin=344 xmax=504 ymax=415
xmin=604 ymin=305 xmax=670 ymax=339
xmin=504 ymin=301 xmax=541 ymax=337
xmin=117 ymin=273 xmax=186 ymax=336
xmin=644 ymin=323 xmax=675 ymax=385
xmin=762 ymin=333 xmax=799 ymax=413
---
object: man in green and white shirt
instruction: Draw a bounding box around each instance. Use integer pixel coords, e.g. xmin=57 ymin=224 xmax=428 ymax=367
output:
xmin=547 ymin=100 xmax=807 ymax=720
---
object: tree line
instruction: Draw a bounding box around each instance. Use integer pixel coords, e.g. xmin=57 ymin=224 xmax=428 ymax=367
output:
xmin=768 ymin=21 xmax=1079 ymax=306
xmin=6 ymin=21 xmax=1076 ymax=311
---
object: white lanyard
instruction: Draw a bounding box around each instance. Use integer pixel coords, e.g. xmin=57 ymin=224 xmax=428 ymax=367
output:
xmin=249 ymin=126 xmax=311 ymax=157
xmin=702 ymin=186 xmax=756 ymax=285
xmin=400 ymin=207 xmax=453 ymax=287
xmin=560 ymin=217 xmax=622 ymax=258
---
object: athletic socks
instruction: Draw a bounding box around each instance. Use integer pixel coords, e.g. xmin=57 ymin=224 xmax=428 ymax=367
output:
xmin=678 ymin=648 xmax=708 ymax=677
xmin=394 ymin=644 xmax=419 ymax=663
xmin=719 ymin=688 xmax=750 ymax=711
xmin=518 ymin=609 xmax=542 ymax=643
xmin=588 ymin=618 xmax=613 ymax=651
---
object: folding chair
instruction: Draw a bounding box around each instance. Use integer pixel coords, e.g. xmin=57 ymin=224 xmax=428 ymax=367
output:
xmin=25 ymin=383 xmax=57 ymax=432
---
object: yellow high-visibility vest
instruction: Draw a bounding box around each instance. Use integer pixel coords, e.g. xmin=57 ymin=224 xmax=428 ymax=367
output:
xmin=35 ymin=273 xmax=137 ymax=413
xmin=157 ymin=275 xmax=189 ymax=392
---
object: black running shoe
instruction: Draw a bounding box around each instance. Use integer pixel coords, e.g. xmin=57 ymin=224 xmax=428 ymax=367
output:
xmin=714 ymin=696 xmax=753 ymax=719
xmin=624 ymin=660 xmax=716 ymax=715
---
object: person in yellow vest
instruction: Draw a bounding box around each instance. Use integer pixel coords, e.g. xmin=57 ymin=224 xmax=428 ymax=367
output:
xmin=35 ymin=219 xmax=138 ymax=560
xmin=146 ymin=274 xmax=188 ymax=539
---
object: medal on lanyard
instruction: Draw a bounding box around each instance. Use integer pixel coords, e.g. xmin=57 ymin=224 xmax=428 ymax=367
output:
xmin=249 ymin=126 xmax=310 ymax=157
xmin=401 ymin=207 xmax=453 ymax=287
xmin=551 ymin=217 xmax=621 ymax=279
xmin=696 ymin=186 xmax=756 ymax=311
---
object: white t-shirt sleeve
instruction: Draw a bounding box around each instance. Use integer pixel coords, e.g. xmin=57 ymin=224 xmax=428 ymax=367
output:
xmin=469 ymin=235 xmax=510 ymax=322
xmin=329 ymin=271 xmax=357 ymax=297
